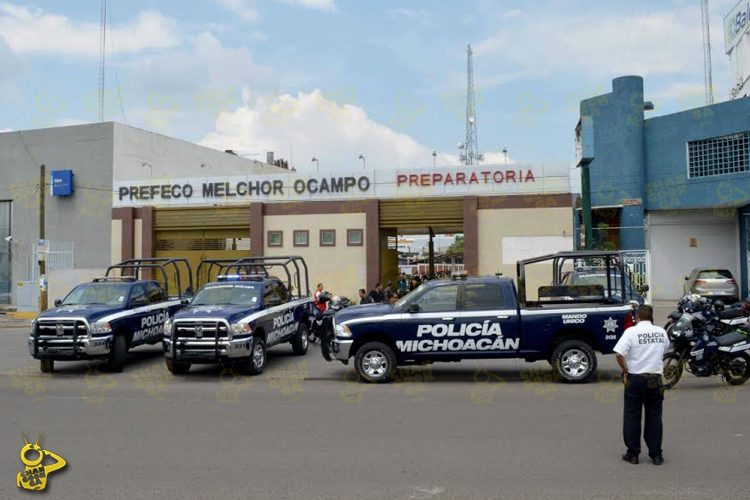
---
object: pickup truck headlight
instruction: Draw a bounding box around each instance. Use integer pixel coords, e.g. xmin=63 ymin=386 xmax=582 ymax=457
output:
xmin=30 ymin=318 xmax=37 ymax=334
xmin=89 ymin=321 xmax=112 ymax=335
xmin=335 ymin=323 xmax=352 ymax=338
xmin=163 ymin=319 xmax=173 ymax=336
xmin=230 ymin=322 xmax=252 ymax=340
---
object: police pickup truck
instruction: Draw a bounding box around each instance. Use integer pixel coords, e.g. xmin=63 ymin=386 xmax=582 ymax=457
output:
xmin=329 ymin=251 xmax=638 ymax=383
xmin=163 ymin=256 xmax=314 ymax=375
xmin=29 ymin=259 xmax=192 ymax=373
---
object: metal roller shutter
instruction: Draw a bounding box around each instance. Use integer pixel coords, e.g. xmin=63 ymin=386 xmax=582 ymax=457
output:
xmin=379 ymin=198 xmax=463 ymax=230
xmin=154 ymin=207 xmax=250 ymax=230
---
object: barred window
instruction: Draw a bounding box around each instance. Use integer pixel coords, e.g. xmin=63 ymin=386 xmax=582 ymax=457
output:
xmin=688 ymin=131 xmax=750 ymax=178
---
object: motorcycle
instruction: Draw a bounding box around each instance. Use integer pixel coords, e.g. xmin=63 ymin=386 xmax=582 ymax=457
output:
xmin=316 ymin=296 xmax=352 ymax=361
xmin=664 ymin=295 xmax=750 ymax=338
xmin=662 ymin=298 xmax=750 ymax=388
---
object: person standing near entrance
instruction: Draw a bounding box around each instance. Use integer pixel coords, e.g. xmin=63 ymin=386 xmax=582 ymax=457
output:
xmin=613 ymin=305 xmax=670 ymax=465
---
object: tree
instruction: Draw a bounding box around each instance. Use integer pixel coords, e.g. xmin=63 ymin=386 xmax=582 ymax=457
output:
xmin=446 ymin=235 xmax=464 ymax=258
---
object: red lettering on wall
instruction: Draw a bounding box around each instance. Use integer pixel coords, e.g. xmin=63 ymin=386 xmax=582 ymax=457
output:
xmin=525 ymin=169 xmax=535 ymax=182
xmin=445 ymin=173 xmax=454 ymax=185
xmin=409 ymin=174 xmax=419 ymax=186
xmin=493 ymin=171 xmax=504 ymax=183
xmin=432 ymin=173 xmax=443 ymax=185
xmin=420 ymin=173 xmax=431 ymax=186
xmin=505 ymin=170 xmax=516 ymax=183
xmin=481 ymin=171 xmax=491 ymax=183
xmin=456 ymin=172 xmax=466 ymax=185
xmin=469 ymin=172 xmax=479 ymax=184
xmin=397 ymin=174 xmax=407 ymax=186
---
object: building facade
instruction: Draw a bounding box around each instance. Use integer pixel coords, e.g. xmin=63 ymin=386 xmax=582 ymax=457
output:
xmin=577 ymin=75 xmax=750 ymax=311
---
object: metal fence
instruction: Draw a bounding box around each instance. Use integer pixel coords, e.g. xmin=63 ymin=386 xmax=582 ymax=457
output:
xmin=621 ymin=250 xmax=651 ymax=300
xmin=28 ymin=241 xmax=75 ymax=281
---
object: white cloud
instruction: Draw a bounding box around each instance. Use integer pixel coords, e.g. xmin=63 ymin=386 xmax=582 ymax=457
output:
xmin=502 ymin=9 xmax=522 ymax=20
xmin=278 ymin=0 xmax=337 ymax=12
xmin=0 ymin=3 xmax=180 ymax=57
xmin=475 ymin=7 xmax=704 ymax=77
xmin=0 ymin=127 xmax=12 ymax=133
xmin=215 ymin=0 xmax=259 ymax=22
xmin=200 ymin=90 xmax=515 ymax=172
xmin=387 ymin=8 xmax=431 ymax=23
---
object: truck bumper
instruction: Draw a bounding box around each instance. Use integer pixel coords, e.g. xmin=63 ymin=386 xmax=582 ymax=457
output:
xmin=164 ymin=336 xmax=252 ymax=362
xmin=28 ymin=334 xmax=113 ymax=359
xmin=332 ymin=338 xmax=353 ymax=361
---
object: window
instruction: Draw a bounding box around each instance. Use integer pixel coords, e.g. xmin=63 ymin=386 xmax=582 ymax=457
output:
xmin=688 ymin=131 xmax=750 ymax=178
xmin=145 ymin=282 xmax=167 ymax=304
xmin=267 ymin=231 xmax=283 ymax=248
xmin=347 ymin=229 xmax=363 ymax=246
xmin=130 ymin=284 xmax=148 ymax=307
xmin=413 ymin=285 xmax=458 ymax=313
xmin=463 ymin=284 xmax=507 ymax=311
xmin=320 ymin=229 xmax=335 ymax=247
xmin=293 ymin=230 xmax=309 ymax=247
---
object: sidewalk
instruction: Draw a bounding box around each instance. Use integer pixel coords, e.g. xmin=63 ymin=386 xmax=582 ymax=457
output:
xmin=0 ymin=313 xmax=33 ymax=329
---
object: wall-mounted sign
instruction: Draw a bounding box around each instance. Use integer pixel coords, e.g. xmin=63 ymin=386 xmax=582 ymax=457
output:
xmin=51 ymin=170 xmax=74 ymax=196
xmin=113 ymin=165 xmax=567 ymax=207
xmin=725 ymin=0 xmax=750 ymax=54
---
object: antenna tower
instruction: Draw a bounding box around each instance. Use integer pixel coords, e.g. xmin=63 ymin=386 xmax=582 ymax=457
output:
xmin=461 ymin=45 xmax=483 ymax=165
xmin=700 ymin=0 xmax=714 ymax=105
xmin=98 ymin=0 xmax=107 ymax=122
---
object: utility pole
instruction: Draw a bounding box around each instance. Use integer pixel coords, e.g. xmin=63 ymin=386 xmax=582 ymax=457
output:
xmin=700 ymin=0 xmax=715 ymax=105
xmin=461 ymin=45 xmax=484 ymax=166
xmin=39 ymin=164 xmax=47 ymax=311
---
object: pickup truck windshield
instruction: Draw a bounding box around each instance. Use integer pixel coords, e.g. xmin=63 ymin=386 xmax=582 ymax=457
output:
xmin=191 ymin=284 xmax=260 ymax=306
xmin=394 ymin=284 xmax=427 ymax=308
xmin=62 ymin=283 xmax=132 ymax=306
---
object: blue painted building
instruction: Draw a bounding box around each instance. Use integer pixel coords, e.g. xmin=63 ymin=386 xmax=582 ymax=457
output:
xmin=577 ymin=75 xmax=750 ymax=307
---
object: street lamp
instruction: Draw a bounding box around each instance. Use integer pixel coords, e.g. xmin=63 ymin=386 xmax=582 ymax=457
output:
xmin=311 ymin=156 xmax=319 ymax=172
xmin=502 ymin=147 xmax=508 ymax=164
xmin=432 ymin=150 xmax=437 ymax=168
xmin=358 ymin=153 xmax=366 ymax=169
xmin=141 ymin=161 xmax=153 ymax=178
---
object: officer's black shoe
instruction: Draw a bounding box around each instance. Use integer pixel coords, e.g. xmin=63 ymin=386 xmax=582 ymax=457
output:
xmin=622 ymin=454 xmax=639 ymax=465
xmin=651 ymin=455 xmax=664 ymax=466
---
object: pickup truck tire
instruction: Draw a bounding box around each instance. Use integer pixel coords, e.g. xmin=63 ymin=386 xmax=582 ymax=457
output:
xmin=245 ymin=337 xmax=266 ymax=375
xmin=291 ymin=323 xmax=309 ymax=355
xmin=551 ymin=340 xmax=597 ymax=383
xmin=107 ymin=335 xmax=128 ymax=373
xmin=166 ymin=359 xmax=191 ymax=375
xmin=355 ymin=342 xmax=397 ymax=383
xmin=40 ymin=360 xmax=54 ymax=373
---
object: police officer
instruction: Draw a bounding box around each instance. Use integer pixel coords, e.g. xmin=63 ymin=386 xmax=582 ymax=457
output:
xmin=613 ymin=305 xmax=669 ymax=465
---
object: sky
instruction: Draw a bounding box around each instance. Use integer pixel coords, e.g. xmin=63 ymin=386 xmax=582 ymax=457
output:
xmin=0 ymin=0 xmax=742 ymax=175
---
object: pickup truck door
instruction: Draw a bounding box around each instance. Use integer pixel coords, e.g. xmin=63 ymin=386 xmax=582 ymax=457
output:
xmin=457 ymin=282 xmax=520 ymax=358
xmin=261 ymin=280 xmax=295 ymax=346
xmin=398 ymin=283 xmax=460 ymax=358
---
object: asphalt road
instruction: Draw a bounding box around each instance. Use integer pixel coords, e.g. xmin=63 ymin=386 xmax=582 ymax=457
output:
xmin=1 ymin=323 xmax=748 ymax=499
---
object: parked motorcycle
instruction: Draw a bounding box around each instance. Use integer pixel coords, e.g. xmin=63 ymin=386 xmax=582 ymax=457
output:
xmin=315 ymin=295 xmax=352 ymax=361
xmin=664 ymin=295 xmax=749 ymax=338
xmin=662 ymin=297 xmax=750 ymax=388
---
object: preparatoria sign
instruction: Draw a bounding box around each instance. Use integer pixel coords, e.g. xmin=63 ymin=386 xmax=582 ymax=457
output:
xmin=113 ymin=165 xmax=569 ymax=207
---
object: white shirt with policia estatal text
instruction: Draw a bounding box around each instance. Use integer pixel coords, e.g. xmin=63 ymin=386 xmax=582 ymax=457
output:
xmin=613 ymin=320 xmax=670 ymax=375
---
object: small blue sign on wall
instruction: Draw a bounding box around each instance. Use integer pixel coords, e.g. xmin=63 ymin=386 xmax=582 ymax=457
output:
xmin=51 ymin=170 xmax=74 ymax=196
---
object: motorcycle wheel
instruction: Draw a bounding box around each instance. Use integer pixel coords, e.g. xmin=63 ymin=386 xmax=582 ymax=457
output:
xmin=724 ymin=352 xmax=750 ymax=386
xmin=662 ymin=352 xmax=684 ymax=389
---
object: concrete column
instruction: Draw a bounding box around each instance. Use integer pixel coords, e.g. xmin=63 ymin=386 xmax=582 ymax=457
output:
xmin=463 ymin=196 xmax=478 ymax=275
xmin=250 ymin=203 xmax=264 ymax=257
xmin=365 ymin=200 xmax=379 ymax=288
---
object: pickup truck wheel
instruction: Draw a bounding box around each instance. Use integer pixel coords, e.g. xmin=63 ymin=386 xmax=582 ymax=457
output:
xmin=551 ymin=340 xmax=597 ymax=383
xmin=166 ymin=359 xmax=191 ymax=375
xmin=107 ymin=335 xmax=128 ymax=373
xmin=246 ymin=337 xmax=266 ymax=375
xmin=40 ymin=360 xmax=54 ymax=373
xmin=355 ymin=342 xmax=396 ymax=383
xmin=291 ymin=322 xmax=309 ymax=356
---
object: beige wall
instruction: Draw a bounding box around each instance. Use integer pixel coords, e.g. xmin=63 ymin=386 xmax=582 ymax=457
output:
xmin=478 ymin=207 xmax=574 ymax=300
xmin=49 ymin=268 xmax=108 ymax=304
xmin=111 ymin=220 xmax=122 ymax=265
xmin=264 ymin=213 xmax=367 ymax=300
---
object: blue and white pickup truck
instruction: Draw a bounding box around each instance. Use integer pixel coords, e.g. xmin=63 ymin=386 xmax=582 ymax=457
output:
xmin=28 ymin=259 xmax=192 ymax=373
xmin=329 ymin=251 xmax=639 ymax=383
xmin=163 ymin=256 xmax=314 ymax=375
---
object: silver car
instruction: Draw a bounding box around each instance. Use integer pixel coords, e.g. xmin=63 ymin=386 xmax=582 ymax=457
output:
xmin=683 ymin=268 xmax=739 ymax=303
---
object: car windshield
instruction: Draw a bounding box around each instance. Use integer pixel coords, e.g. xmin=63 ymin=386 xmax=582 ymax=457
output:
xmin=61 ymin=283 xmax=132 ymax=306
xmin=394 ymin=284 xmax=426 ymax=308
xmin=191 ymin=284 xmax=260 ymax=306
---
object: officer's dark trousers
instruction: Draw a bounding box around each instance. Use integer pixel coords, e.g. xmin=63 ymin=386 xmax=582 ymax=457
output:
xmin=623 ymin=373 xmax=663 ymax=458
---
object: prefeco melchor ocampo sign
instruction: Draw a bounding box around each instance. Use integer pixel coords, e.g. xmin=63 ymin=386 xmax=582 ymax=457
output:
xmin=113 ymin=165 xmax=565 ymax=207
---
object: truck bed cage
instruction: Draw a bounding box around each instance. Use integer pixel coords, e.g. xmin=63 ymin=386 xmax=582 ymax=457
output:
xmin=105 ymin=258 xmax=194 ymax=299
xmin=516 ymin=251 xmax=627 ymax=307
xmin=220 ymin=256 xmax=310 ymax=297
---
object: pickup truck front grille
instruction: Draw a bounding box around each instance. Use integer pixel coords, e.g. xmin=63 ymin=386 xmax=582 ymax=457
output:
xmin=36 ymin=319 xmax=88 ymax=340
xmin=174 ymin=321 xmax=228 ymax=340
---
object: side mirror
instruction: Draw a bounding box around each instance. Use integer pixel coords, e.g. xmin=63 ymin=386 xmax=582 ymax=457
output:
xmin=405 ymin=303 xmax=420 ymax=313
xmin=684 ymin=276 xmax=690 ymax=281
xmin=53 ymin=299 xmax=62 ymax=307
xmin=637 ymin=284 xmax=649 ymax=293
xmin=180 ymin=299 xmax=190 ymax=306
